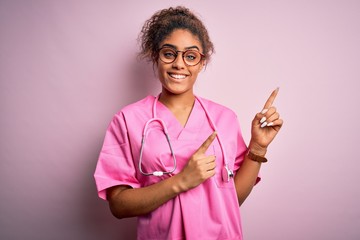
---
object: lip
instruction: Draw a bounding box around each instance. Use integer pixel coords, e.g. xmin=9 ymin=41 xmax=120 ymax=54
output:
xmin=167 ymin=72 xmax=189 ymax=82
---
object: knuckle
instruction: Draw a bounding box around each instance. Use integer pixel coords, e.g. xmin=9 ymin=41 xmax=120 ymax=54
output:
xmin=265 ymin=107 xmax=276 ymax=117
xmin=269 ymin=113 xmax=279 ymax=122
xmin=193 ymin=161 xmax=200 ymax=168
xmin=198 ymin=173 xmax=206 ymax=181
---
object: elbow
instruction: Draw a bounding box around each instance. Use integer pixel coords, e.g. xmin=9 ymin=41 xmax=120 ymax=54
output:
xmin=237 ymin=196 xmax=246 ymax=207
xmin=106 ymin=185 xmax=133 ymax=219
xmin=109 ymin=207 xmax=126 ymax=219
xmin=236 ymin=188 xmax=253 ymax=207
xmin=235 ymin=183 xmax=256 ymax=207
xmin=108 ymin=200 xmax=132 ymax=219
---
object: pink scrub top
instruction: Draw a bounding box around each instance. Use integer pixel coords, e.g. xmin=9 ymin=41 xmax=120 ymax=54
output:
xmin=94 ymin=95 xmax=260 ymax=240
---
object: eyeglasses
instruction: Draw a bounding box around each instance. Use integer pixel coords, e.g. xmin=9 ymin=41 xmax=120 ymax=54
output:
xmin=158 ymin=47 xmax=205 ymax=66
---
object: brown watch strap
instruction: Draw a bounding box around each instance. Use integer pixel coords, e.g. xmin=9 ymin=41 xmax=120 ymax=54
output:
xmin=247 ymin=150 xmax=268 ymax=163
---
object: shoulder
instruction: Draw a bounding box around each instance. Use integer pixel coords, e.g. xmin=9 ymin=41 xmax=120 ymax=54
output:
xmin=108 ymin=96 xmax=155 ymax=127
xmin=115 ymin=95 xmax=155 ymax=116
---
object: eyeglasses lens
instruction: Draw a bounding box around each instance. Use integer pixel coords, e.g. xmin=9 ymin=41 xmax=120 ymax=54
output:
xmin=159 ymin=48 xmax=202 ymax=66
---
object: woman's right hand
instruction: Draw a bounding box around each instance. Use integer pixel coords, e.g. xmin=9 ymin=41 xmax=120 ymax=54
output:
xmin=176 ymin=132 xmax=217 ymax=191
xmin=106 ymin=132 xmax=218 ymax=219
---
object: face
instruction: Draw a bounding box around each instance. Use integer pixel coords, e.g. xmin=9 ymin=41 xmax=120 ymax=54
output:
xmin=156 ymin=29 xmax=204 ymax=96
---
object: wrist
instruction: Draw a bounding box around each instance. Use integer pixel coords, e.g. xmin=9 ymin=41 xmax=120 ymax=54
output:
xmin=248 ymin=141 xmax=267 ymax=157
xmin=171 ymin=173 xmax=188 ymax=194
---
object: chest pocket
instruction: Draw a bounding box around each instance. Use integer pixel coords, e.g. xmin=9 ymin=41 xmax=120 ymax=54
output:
xmin=212 ymin=140 xmax=237 ymax=189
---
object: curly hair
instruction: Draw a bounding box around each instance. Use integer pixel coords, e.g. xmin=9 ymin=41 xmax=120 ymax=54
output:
xmin=138 ymin=6 xmax=215 ymax=64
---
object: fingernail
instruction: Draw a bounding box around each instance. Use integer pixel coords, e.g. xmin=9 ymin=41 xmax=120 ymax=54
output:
xmin=267 ymin=122 xmax=274 ymax=127
xmin=261 ymin=109 xmax=268 ymax=114
xmin=261 ymin=122 xmax=268 ymax=128
xmin=260 ymin=117 xmax=266 ymax=123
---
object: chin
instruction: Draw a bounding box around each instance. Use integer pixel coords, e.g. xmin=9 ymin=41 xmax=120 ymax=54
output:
xmin=162 ymin=86 xmax=192 ymax=96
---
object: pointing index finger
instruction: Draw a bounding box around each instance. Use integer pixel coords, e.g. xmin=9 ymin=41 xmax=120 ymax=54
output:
xmin=196 ymin=132 xmax=217 ymax=155
xmin=263 ymin=87 xmax=279 ymax=109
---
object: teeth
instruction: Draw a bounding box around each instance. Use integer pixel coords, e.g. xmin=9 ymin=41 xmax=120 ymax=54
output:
xmin=169 ymin=74 xmax=186 ymax=79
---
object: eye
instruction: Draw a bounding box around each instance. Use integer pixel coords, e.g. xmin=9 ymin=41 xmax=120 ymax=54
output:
xmin=184 ymin=51 xmax=199 ymax=62
xmin=186 ymin=55 xmax=196 ymax=61
xmin=161 ymin=49 xmax=176 ymax=59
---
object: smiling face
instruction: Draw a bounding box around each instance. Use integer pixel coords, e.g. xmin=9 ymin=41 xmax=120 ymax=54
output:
xmin=156 ymin=29 xmax=205 ymax=96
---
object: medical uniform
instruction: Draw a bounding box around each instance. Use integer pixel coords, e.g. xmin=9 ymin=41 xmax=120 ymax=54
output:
xmin=94 ymin=95 xmax=259 ymax=240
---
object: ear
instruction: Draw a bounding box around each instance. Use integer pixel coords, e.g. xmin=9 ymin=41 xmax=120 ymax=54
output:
xmin=200 ymin=60 xmax=206 ymax=71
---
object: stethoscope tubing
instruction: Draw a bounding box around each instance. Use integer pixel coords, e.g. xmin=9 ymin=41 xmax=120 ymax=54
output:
xmin=138 ymin=95 xmax=233 ymax=181
xmin=139 ymin=117 xmax=177 ymax=176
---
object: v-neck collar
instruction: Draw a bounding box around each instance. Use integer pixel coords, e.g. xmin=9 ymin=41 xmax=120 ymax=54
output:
xmin=154 ymin=96 xmax=206 ymax=140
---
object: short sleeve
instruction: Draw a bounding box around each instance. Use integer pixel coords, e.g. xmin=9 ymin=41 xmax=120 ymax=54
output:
xmin=94 ymin=113 xmax=140 ymax=200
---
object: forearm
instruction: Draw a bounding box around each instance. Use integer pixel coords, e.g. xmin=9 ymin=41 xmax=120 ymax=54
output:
xmin=107 ymin=174 xmax=186 ymax=219
xmin=234 ymin=156 xmax=261 ymax=206
xmin=235 ymin=142 xmax=265 ymax=206
xmin=107 ymin=132 xmax=218 ymax=219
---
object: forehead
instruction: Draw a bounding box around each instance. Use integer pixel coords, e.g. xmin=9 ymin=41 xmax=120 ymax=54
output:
xmin=160 ymin=29 xmax=202 ymax=51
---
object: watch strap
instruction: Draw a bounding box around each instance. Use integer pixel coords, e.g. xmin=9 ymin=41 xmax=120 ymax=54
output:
xmin=247 ymin=150 xmax=268 ymax=163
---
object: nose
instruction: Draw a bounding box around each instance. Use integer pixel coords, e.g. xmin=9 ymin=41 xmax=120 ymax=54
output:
xmin=171 ymin=52 xmax=186 ymax=69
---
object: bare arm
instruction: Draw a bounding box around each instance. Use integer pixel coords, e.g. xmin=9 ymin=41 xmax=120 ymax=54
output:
xmin=107 ymin=132 xmax=217 ymax=219
xmin=234 ymin=143 xmax=263 ymax=206
xmin=107 ymin=174 xmax=185 ymax=218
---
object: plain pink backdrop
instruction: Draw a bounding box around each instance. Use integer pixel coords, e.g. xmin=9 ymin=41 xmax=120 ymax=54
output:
xmin=1 ymin=0 xmax=359 ymax=239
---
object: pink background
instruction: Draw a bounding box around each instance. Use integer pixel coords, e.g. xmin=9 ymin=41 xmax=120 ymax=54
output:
xmin=1 ymin=0 xmax=359 ymax=239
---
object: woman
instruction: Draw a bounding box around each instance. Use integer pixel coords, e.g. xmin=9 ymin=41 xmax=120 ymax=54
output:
xmin=94 ymin=6 xmax=283 ymax=240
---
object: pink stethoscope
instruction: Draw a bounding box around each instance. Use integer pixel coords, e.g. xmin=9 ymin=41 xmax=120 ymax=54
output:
xmin=138 ymin=95 xmax=234 ymax=182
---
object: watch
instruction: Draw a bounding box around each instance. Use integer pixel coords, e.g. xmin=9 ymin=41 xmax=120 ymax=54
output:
xmin=247 ymin=150 xmax=268 ymax=163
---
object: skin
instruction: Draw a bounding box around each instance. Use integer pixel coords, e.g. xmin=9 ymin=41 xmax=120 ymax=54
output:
xmin=107 ymin=29 xmax=283 ymax=218
xmin=156 ymin=29 xmax=204 ymax=126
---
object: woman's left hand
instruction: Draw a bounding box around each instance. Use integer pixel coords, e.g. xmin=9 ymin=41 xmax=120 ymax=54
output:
xmin=249 ymin=88 xmax=283 ymax=155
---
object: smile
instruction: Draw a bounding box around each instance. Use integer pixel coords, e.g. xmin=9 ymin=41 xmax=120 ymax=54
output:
xmin=168 ymin=73 xmax=187 ymax=79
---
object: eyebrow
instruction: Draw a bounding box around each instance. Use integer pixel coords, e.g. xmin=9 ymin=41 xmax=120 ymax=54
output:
xmin=161 ymin=43 xmax=200 ymax=51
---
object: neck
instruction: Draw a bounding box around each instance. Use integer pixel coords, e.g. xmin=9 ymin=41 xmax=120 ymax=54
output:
xmin=158 ymin=90 xmax=195 ymax=109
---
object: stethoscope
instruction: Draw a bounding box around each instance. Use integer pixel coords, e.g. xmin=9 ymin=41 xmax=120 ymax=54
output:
xmin=138 ymin=95 xmax=234 ymax=182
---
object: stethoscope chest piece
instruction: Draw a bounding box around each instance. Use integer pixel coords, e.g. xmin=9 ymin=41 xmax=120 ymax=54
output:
xmin=222 ymin=165 xmax=234 ymax=182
